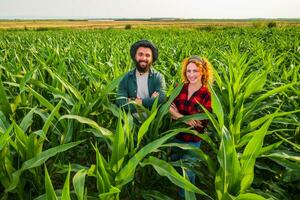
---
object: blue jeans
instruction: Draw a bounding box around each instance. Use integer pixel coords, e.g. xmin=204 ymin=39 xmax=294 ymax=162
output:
xmin=171 ymin=139 xmax=201 ymax=198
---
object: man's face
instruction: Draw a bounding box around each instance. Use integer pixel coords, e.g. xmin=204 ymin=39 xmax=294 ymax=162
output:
xmin=134 ymin=47 xmax=153 ymax=73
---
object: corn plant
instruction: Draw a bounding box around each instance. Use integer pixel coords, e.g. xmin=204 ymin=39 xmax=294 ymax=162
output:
xmin=202 ymin=41 xmax=300 ymax=199
xmin=0 ymin=27 xmax=299 ymax=199
xmin=59 ymin=85 xmax=213 ymax=199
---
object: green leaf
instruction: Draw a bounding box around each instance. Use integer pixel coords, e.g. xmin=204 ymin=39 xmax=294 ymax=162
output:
xmin=235 ymin=193 xmax=267 ymax=200
xmin=161 ymin=142 xmax=216 ymax=174
xmin=27 ymin=86 xmax=54 ymax=111
xmin=60 ymin=115 xmax=112 ymax=136
xmin=141 ymin=190 xmax=174 ymax=200
xmin=258 ymin=141 xmax=283 ymax=156
xmin=19 ymin=107 xmax=37 ymax=133
xmin=99 ymin=74 xmax=123 ymax=103
xmin=137 ymin=108 xmax=158 ymax=146
xmin=245 ymin=109 xmax=300 ymax=132
xmin=0 ymin=123 xmax=13 ymax=151
xmin=44 ymin=165 xmax=58 ymax=200
xmin=6 ymin=140 xmax=84 ymax=192
xmin=275 ymin=132 xmax=300 ymax=151
xmin=244 ymin=82 xmax=299 ymax=119
xmin=61 ymin=164 xmax=71 ymax=200
xmin=262 ymin=151 xmax=300 ymax=162
xmin=94 ymin=145 xmax=112 ymax=193
xmin=208 ymin=84 xmax=224 ymax=129
xmin=0 ymin=73 xmax=11 ymax=117
xmin=183 ymin=168 xmax=196 ymax=200
xmin=115 ymin=128 xmax=191 ymax=187
xmin=255 ymin=82 xmax=298 ymax=103
xmin=140 ymin=156 xmax=211 ymax=198
xmin=240 ymin=118 xmax=272 ymax=192
xmin=152 ymin=84 xmax=183 ymax=138
xmin=175 ymin=113 xmax=208 ymax=124
xmin=110 ymin=115 xmax=126 ymax=172
xmin=260 ymin=151 xmax=300 ymax=173
xmin=216 ymin=126 xmax=241 ymax=198
xmin=43 ymin=100 xmax=62 ymax=135
xmin=14 ymin=122 xmax=28 ymax=159
xmin=73 ymin=169 xmax=87 ymax=200
xmin=20 ymin=69 xmax=35 ymax=94
xmin=243 ymin=71 xmax=267 ymax=99
xmin=98 ymin=186 xmax=120 ymax=200
xmin=0 ymin=111 xmax=10 ymax=133
xmin=44 ymin=66 xmax=84 ymax=102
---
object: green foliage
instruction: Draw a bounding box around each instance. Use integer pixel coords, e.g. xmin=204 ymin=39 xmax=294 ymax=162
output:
xmin=0 ymin=27 xmax=299 ymax=199
xmin=0 ymin=73 xmax=11 ymax=117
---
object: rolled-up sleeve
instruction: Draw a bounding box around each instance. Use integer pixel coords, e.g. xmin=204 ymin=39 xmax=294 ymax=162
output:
xmin=116 ymin=75 xmax=135 ymax=111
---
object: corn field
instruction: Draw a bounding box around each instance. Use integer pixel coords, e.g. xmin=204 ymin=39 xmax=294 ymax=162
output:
xmin=0 ymin=27 xmax=299 ymax=200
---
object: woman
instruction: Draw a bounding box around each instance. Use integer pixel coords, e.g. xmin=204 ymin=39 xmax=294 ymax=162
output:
xmin=169 ymin=55 xmax=213 ymax=197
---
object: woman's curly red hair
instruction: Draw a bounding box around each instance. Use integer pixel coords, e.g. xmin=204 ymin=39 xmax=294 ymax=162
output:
xmin=181 ymin=56 xmax=213 ymax=86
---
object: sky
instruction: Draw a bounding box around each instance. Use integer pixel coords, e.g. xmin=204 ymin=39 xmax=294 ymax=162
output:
xmin=0 ymin=0 xmax=299 ymax=19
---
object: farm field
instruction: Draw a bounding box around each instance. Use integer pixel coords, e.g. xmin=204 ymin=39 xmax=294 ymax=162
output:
xmin=0 ymin=26 xmax=299 ymax=199
xmin=0 ymin=19 xmax=300 ymax=30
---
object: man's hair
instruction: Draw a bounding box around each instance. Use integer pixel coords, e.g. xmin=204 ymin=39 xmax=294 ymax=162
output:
xmin=130 ymin=40 xmax=158 ymax=63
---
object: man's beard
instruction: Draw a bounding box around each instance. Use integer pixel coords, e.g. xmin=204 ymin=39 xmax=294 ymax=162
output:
xmin=135 ymin=60 xmax=151 ymax=73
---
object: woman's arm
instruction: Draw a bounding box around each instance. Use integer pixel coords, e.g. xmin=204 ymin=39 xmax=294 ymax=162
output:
xmin=170 ymin=103 xmax=201 ymax=127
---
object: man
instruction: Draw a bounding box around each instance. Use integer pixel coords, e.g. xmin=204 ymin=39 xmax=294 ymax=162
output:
xmin=116 ymin=39 xmax=166 ymax=112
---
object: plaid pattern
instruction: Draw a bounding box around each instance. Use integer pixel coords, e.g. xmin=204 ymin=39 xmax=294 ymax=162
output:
xmin=173 ymin=83 xmax=211 ymax=142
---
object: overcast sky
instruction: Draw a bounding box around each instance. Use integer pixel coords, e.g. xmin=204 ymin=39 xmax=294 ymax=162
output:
xmin=1 ymin=0 xmax=299 ymax=19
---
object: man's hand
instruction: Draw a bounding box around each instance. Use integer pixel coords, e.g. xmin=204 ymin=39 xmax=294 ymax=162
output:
xmin=151 ymin=91 xmax=159 ymax=98
xmin=135 ymin=98 xmax=142 ymax=105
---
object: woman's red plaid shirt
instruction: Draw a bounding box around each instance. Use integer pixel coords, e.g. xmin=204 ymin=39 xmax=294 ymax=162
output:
xmin=173 ymin=83 xmax=212 ymax=142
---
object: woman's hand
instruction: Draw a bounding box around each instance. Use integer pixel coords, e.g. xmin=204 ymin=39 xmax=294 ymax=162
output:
xmin=170 ymin=103 xmax=178 ymax=112
xmin=185 ymin=119 xmax=203 ymax=128
xmin=169 ymin=103 xmax=183 ymax=120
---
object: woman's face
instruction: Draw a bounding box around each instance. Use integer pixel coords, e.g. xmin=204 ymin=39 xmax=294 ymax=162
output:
xmin=186 ymin=62 xmax=202 ymax=84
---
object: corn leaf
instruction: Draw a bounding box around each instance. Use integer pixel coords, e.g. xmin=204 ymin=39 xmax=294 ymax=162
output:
xmin=110 ymin=115 xmax=126 ymax=172
xmin=235 ymin=193 xmax=267 ymax=200
xmin=0 ymin=74 xmax=11 ymax=117
xmin=115 ymin=128 xmax=191 ymax=187
xmin=240 ymin=118 xmax=272 ymax=192
xmin=44 ymin=165 xmax=58 ymax=200
xmin=60 ymin=114 xmax=112 ymax=136
xmin=140 ymin=156 xmax=211 ymax=199
xmin=6 ymin=140 xmax=84 ymax=192
xmin=61 ymin=164 xmax=71 ymax=200
xmin=137 ymin=108 xmax=158 ymax=146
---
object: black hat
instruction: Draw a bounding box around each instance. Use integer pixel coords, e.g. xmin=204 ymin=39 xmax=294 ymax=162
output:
xmin=130 ymin=40 xmax=158 ymax=63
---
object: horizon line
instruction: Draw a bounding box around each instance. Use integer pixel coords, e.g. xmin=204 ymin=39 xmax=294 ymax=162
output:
xmin=1 ymin=17 xmax=300 ymax=21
